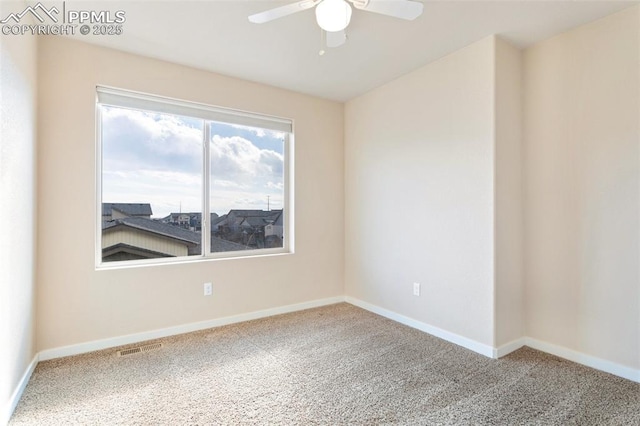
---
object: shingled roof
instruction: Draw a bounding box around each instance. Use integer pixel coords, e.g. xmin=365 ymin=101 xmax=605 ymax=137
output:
xmin=103 ymin=217 xmax=200 ymax=245
xmin=228 ymin=209 xmax=282 ymax=218
xmin=210 ymin=237 xmax=249 ymax=252
xmin=103 ymin=203 xmax=153 ymax=217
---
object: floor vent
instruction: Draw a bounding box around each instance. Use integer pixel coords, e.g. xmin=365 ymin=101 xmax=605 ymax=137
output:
xmin=117 ymin=343 xmax=163 ymax=357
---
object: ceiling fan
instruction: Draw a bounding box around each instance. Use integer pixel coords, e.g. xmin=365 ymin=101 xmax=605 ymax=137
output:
xmin=248 ymin=0 xmax=424 ymax=48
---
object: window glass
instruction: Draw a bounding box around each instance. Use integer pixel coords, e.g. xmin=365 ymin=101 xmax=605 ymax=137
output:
xmin=209 ymin=122 xmax=285 ymax=252
xmin=97 ymin=89 xmax=291 ymax=267
xmin=101 ymin=106 xmax=203 ymax=262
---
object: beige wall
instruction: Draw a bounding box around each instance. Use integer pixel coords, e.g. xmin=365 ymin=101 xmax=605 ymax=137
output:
xmin=0 ymin=6 xmax=38 ymax=422
xmin=494 ymin=38 xmax=524 ymax=347
xmin=345 ymin=7 xmax=639 ymax=372
xmin=523 ymin=7 xmax=639 ymax=369
xmin=36 ymin=37 xmax=344 ymax=351
xmin=345 ymin=37 xmax=496 ymax=346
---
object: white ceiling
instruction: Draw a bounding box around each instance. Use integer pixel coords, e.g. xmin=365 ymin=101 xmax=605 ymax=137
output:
xmin=56 ymin=0 xmax=638 ymax=102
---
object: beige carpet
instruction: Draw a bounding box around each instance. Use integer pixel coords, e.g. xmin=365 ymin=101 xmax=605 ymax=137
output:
xmin=10 ymin=303 xmax=640 ymax=425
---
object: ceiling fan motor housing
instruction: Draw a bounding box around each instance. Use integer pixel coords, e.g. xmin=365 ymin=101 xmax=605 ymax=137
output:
xmin=316 ymin=0 xmax=353 ymax=32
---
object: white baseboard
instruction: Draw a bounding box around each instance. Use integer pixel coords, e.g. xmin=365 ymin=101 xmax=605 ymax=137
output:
xmin=39 ymin=296 xmax=345 ymax=361
xmin=344 ymin=298 xmax=640 ymax=384
xmin=345 ymin=296 xmax=495 ymax=358
xmin=525 ymin=338 xmax=640 ymax=384
xmin=2 ymin=353 xmax=39 ymax=426
xmin=494 ymin=338 xmax=527 ymax=358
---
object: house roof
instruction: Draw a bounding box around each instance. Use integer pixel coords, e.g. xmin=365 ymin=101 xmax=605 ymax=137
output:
xmin=103 ymin=217 xmax=200 ymax=245
xmin=229 ymin=209 xmax=282 ymax=218
xmin=102 ymin=243 xmax=173 ymax=260
xmin=241 ymin=217 xmax=271 ymax=228
xmin=165 ymin=213 xmax=191 ymax=219
xmin=103 ymin=203 xmax=152 ymax=217
xmin=102 ymin=217 xmax=259 ymax=253
xmin=274 ymin=211 xmax=283 ymax=226
xmin=210 ymin=237 xmax=249 ymax=252
xmin=211 ymin=214 xmax=228 ymax=228
xmin=227 ymin=210 xmax=282 ymax=227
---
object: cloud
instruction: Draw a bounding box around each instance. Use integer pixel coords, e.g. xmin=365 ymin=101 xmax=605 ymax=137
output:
xmin=212 ymin=179 xmax=248 ymax=189
xmin=228 ymin=123 xmax=285 ymax=140
xmin=210 ymin=135 xmax=283 ymax=184
xmin=101 ymin=106 xmax=285 ymax=217
xmin=266 ymin=182 xmax=284 ymax=190
xmin=106 ymin=170 xmax=201 ymax=187
xmin=101 ymin=106 xmax=202 ymax=175
xmin=208 ymin=136 xmax=284 ymax=213
xmin=102 ymin=170 xmax=202 ymax=217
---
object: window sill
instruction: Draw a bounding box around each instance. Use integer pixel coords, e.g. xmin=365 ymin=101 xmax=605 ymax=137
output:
xmin=95 ymin=248 xmax=293 ymax=271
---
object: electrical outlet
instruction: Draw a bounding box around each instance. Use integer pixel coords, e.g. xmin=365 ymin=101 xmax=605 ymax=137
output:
xmin=413 ymin=282 xmax=420 ymax=296
xmin=203 ymin=282 xmax=212 ymax=296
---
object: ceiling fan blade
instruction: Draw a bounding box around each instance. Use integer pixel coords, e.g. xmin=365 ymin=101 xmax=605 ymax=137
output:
xmin=352 ymin=0 xmax=423 ymax=21
xmin=326 ymin=30 xmax=347 ymax=48
xmin=249 ymin=0 xmax=320 ymax=24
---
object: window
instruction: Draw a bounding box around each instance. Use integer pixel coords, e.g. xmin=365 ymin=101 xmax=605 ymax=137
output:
xmin=97 ymin=87 xmax=292 ymax=267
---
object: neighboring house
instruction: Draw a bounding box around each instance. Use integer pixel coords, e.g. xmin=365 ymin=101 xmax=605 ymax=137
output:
xmin=102 ymin=206 xmax=279 ymax=261
xmin=102 ymin=217 xmax=201 ymax=262
xmin=102 ymin=203 xmax=152 ymax=221
xmin=239 ymin=216 xmax=270 ymax=231
xmin=162 ymin=212 xmax=220 ymax=231
xmin=210 ymin=214 xmax=229 ymax=232
xmin=264 ymin=210 xmax=283 ymax=239
xmin=220 ymin=209 xmax=282 ymax=233
xmin=214 ymin=209 xmax=283 ymax=249
xmin=162 ymin=213 xmax=191 ymax=228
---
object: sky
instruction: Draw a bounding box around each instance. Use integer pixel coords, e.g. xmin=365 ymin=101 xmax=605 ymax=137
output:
xmin=101 ymin=105 xmax=285 ymax=218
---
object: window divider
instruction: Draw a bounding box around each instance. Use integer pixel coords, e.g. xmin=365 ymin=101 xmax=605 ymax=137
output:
xmin=202 ymin=123 xmax=211 ymax=257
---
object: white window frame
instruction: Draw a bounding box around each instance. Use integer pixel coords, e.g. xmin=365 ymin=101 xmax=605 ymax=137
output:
xmin=95 ymin=86 xmax=294 ymax=269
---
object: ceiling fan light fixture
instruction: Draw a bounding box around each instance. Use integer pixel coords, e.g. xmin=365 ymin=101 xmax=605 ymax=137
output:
xmin=315 ymin=0 xmax=352 ymax=32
